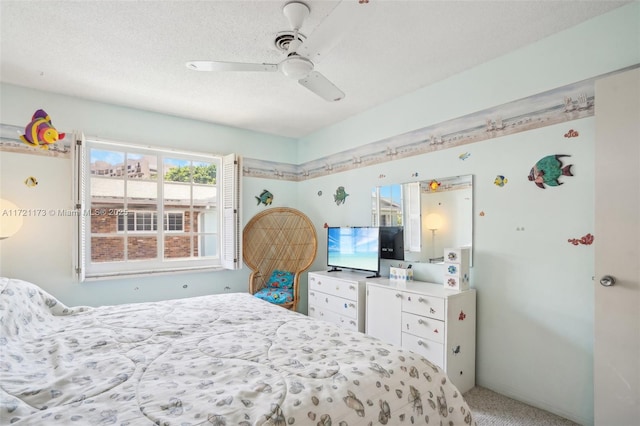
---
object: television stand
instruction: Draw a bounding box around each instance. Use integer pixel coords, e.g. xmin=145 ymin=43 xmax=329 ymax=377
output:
xmin=366 ymin=272 xmax=381 ymax=279
xmin=327 ymin=267 xmax=342 ymax=273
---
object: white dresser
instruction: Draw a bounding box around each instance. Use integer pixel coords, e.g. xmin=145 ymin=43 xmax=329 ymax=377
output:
xmin=365 ymin=278 xmax=476 ymax=393
xmin=307 ymin=270 xmax=367 ymax=332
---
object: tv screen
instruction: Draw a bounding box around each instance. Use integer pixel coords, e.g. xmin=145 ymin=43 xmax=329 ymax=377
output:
xmin=327 ymin=226 xmax=380 ymax=275
xmin=380 ymin=226 xmax=404 ymax=260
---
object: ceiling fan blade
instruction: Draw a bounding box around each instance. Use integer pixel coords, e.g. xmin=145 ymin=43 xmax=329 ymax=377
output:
xmin=298 ymin=0 xmax=374 ymax=63
xmin=298 ymin=71 xmax=345 ymax=102
xmin=186 ymin=61 xmax=278 ymax=72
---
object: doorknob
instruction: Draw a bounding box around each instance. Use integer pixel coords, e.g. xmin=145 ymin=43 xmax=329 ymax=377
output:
xmin=599 ymin=275 xmax=616 ymax=287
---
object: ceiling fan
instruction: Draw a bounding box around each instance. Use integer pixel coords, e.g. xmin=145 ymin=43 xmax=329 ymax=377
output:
xmin=186 ymin=1 xmax=372 ymax=102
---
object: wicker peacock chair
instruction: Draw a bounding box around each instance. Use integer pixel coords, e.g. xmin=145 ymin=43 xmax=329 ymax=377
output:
xmin=243 ymin=207 xmax=317 ymax=311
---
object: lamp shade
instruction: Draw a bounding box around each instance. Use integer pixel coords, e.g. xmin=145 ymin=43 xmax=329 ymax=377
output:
xmin=424 ymin=212 xmax=443 ymax=230
xmin=0 ymin=199 xmax=24 ymax=239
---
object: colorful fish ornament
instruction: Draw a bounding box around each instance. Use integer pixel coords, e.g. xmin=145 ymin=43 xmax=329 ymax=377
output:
xmin=528 ymin=154 xmax=573 ymax=189
xmin=20 ymin=109 xmax=65 ymax=149
xmin=255 ymin=189 xmax=273 ymax=206
xmin=333 ymin=186 xmax=349 ymax=205
xmin=459 ymin=152 xmax=471 ymax=161
xmin=494 ymin=175 xmax=508 ymax=187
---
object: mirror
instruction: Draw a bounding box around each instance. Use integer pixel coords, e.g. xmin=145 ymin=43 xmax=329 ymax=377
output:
xmin=372 ymin=175 xmax=473 ymax=265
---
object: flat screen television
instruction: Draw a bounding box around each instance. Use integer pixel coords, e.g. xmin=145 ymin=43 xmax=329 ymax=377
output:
xmin=380 ymin=226 xmax=404 ymax=260
xmin=327 ymin=226 xmax=380 ymax=277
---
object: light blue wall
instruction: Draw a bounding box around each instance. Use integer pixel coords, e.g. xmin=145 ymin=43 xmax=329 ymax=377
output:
xmin=0 ymin=3 xmax=638 ymax=425
xmin=294 ymin=4 xmax=639 ymax=425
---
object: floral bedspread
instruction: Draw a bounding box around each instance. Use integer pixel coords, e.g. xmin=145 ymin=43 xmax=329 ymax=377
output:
xmin=0 ymin=277 xmax=475 ymax=425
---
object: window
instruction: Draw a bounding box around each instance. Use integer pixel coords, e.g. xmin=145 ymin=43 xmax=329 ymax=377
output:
xmin=116 ymin=211 xmax=184 ymax=232
xmin=74 ymin=136 xmax=241 ymax=280
xmin=165 ymin=212 xmax=184 ymax=232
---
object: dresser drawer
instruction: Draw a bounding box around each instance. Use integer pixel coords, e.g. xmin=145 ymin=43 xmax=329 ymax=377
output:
xmin=309 ymin=274 xmax=359 ymax=300
xmin=308 ymin=290 xmax=358 ymax=319
xmin=402 ymin=292 xmax=445 ymax=321
xmin=308 ymin=304 xmax=359 ymax=332
xmin=401 ymin=312 xmax=444 ymax=343
xmin=402 ymin=332 xmax=444 ymax=369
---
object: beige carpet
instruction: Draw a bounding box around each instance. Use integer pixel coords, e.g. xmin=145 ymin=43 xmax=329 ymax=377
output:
xmin=464 ymin=387 xmax=580 ymax=426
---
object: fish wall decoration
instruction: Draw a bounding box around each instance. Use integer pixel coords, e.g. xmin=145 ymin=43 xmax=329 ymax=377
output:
xmin=20 ymin=109 xmax=65 ymax=150
xmin=428 ymin=179 xmax=441 ymax=191
xmin=564 ymin=129 xmax=579 ymax=138
xmin=528 ymin=154 xmax=574 ymax=189
xmin=334 ymin=186 xmax=349 ymax=205
xmin=494 ymin=175 xmax=508 ymax=187
xmin=568 ymin=233 xmax=594 ymax=246
xmin=255 ymin=189 xmax=273 ymax=206
xmin=24 ymin=176 xmax=38 ymax=187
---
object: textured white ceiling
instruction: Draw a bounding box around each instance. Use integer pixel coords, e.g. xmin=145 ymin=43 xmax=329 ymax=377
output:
xmin=0 ymin=0 xmax=629 ymax=138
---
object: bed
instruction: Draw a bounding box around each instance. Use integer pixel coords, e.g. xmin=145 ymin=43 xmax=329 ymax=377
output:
xmin=0 ymin=277 xmax=475 ymax=425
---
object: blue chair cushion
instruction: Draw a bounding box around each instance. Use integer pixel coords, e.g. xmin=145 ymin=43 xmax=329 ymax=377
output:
xmin=266 ymin=270 xmax=295 ymax=289
xmin=254 ymin=286 xmax=293 ymax=305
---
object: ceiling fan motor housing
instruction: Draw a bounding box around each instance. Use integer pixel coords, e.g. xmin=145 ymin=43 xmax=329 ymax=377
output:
xmin=279 ymin=55 xmax=314 ymax=79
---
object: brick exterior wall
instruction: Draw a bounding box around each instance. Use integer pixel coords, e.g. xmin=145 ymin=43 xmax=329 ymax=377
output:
xmin=91 ymin=236 xmax=124 ymax=262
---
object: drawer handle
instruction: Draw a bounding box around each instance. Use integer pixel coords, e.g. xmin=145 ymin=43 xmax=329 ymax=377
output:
xmin=418 ymin=297 xmax=425 ymax=303
xmin=417 ymin=319 xmax=425 ymax=325
xmin=310 ymin=291 xmax=315 ymax=296
xmin=336 ymin=286 xmax=340 ymax=291
xmin=348 ymin=303 xmax=356 ymax=308
xmin=309 ymin=307 xmax=315 ymax=311
xmin=395 ymin=293 xmax=402 ymax=298
xmin=418 ymin=340 xmax=427 ymax=347
xmin=350 ymin=320 xmax=356 ymax=325
xmin=349 ymin=285 xmax=356 ymax=290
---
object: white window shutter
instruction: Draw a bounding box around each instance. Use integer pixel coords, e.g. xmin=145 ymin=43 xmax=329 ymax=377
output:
xmin=404 ymin=181 xmax=422 ymax=252
xmin=222 ymin=154 xmax=241 ymax=270
xmin=73 ymin=132 xmax=87 ymax=281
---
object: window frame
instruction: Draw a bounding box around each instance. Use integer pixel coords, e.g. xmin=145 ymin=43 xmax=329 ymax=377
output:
xmin=74 ymin=135 xmax=241 ymax=281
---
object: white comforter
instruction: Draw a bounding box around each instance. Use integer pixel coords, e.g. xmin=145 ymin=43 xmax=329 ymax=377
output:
xmin=0 ymin=277 xmax=475 ymax=425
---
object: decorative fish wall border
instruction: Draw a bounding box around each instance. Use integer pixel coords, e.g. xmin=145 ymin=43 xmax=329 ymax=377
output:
xmin=2 ymin=65 xmax=637 ymax=175
xmin=241 ymin=65 xmax=636 ymax=181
